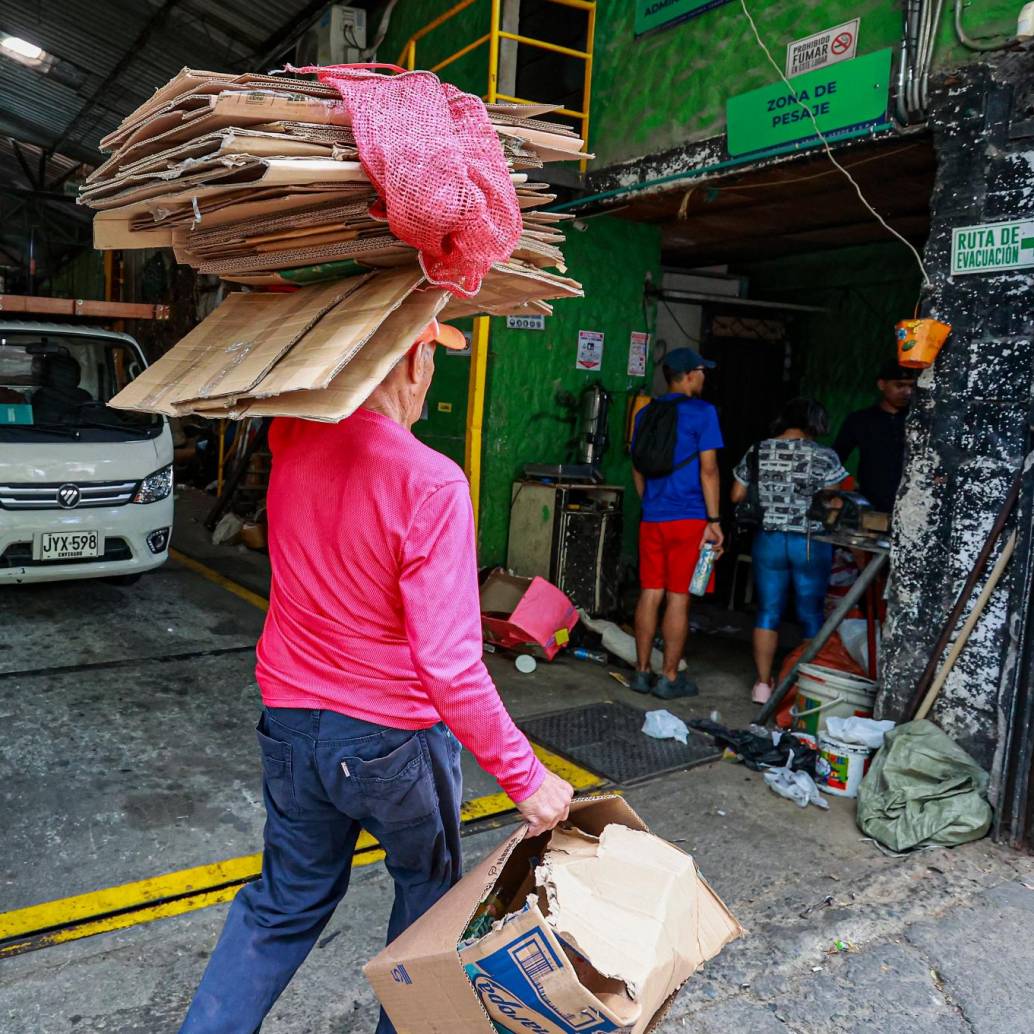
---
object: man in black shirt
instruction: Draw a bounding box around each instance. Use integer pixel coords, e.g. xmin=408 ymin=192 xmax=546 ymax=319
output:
xmin=834 ymin=361 xmax=918 ymax=513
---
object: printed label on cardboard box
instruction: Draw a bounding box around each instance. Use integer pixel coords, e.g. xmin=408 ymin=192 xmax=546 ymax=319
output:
xmin=464 ymin=926 xmax=626 ymax=1034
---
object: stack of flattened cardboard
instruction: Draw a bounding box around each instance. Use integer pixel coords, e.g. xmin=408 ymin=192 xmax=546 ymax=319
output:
xmin=81 ymin=70 xmax=584 ymax=285
xmin=86 ymin=68 xmax=586 ymax=421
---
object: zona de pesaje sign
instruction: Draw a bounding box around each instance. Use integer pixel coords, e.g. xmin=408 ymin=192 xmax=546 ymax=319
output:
xmin=726 ymin=48 xmax=892 ymax=157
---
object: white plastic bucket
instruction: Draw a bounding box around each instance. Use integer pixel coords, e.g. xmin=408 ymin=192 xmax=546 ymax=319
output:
xmin=790 ymin=664 xmax=877 ymax=739
xmin=816 ymin=732 xmax=876 ymax=798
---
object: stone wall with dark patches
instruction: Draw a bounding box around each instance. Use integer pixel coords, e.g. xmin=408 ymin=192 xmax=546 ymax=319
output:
xmin=880 ymin=52 xmax=1034 ymax=774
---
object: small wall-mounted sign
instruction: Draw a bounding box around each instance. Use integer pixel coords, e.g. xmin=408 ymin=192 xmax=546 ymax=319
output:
xmin=785 ymin=19 xmax=859 ymax=77
xmin=576 ymin=330 xmax=605 ymax=371
xmin=635 ymin=0 xmax=734 ymax=37
xmin=627 ymin=332 xmax=650 ymax=377
xmin=951 ymin=219 xmax=1034 ymax=276
xmin=506 ymin=314 xmax=546 ymax=330
xmin=726 ymin=48 xmax=892 ymax=157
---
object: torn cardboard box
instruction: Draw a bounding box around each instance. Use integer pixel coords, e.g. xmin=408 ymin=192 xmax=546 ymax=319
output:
xmin=365 ymin=796 xmax=743 ymax=1034
xmin=480 ymin=570 xmax=579 ymax=661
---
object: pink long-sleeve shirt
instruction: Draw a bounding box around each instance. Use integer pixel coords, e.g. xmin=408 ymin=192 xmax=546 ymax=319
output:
xmin=255 ymin=411 xmax=546 ymax=803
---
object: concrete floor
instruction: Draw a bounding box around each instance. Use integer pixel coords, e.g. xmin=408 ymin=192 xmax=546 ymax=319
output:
xmin=2 ymin=489 xmax=1033 ymax=1033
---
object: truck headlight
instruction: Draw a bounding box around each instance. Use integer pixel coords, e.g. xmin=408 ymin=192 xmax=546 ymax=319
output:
xmin=133 ymin=465 xmax=173 ymax=504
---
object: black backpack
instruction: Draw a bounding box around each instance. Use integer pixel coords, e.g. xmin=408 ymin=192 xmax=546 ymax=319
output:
xmin=631 ymin=397 xmax=698 ymax=478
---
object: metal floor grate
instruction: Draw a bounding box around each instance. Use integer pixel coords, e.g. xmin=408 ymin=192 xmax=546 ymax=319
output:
xmin=521 ymin=700 xmax=721 ymax=784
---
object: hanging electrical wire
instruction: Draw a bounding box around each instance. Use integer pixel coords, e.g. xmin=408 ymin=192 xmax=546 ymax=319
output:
xmin=954 ymin=0 xmax=1017 ymax=50
xmin=738 ymin=0 xmax=933 ymax=289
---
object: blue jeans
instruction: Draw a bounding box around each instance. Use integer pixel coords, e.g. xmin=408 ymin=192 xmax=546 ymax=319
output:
xmin=752 ymin=530 xmax=833 ymax=637
xmin=180 ymin=708 xmax=464 ymax=1034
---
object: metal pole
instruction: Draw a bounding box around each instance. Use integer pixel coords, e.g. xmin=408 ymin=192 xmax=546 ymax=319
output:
xmin=488 ymin=0 xmax=501 ymax=103
xmin=465 ymin=317 xmax=490 ymax=530
xmin=217 ymin=419 xmax=227 ymax=498
xmin=580 ymin=1 xmax=595 ymax=174
xmin=755 ymin=551 xmax=889 ymax=724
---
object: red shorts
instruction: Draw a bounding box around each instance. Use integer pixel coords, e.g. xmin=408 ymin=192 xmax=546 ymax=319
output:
xmin=639 ymin=519 xmax=714 ymax=594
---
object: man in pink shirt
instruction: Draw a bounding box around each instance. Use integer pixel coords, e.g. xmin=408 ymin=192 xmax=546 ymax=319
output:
xmin=181 ymin=319 xmax=573 ymax=1034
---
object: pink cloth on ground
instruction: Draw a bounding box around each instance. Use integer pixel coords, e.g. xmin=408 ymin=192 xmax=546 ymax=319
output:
xmin=256 ymin=410 xmax=545 ymax=803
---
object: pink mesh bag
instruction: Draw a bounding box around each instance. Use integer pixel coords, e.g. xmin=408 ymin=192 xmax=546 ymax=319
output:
xmin=290 ymin=63 xmax=521 ymax=298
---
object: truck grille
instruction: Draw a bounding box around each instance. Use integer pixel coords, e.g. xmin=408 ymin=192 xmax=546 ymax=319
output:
xmin=0 ymin=480 xmax=139 ymax=511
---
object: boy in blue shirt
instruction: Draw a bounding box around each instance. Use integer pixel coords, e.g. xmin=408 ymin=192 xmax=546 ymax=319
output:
xmin=632 ymin=348 xmax=724 ymax=698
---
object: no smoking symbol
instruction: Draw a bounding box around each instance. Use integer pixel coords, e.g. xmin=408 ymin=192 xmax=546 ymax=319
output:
xmin=831 ymin=31 xmax=853 ymax=55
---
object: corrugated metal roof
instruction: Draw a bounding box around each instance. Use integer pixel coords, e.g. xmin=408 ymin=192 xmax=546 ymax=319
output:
xmin=0 ymin=0 xmax=376 ymax=162
xmin=0 ymin=0 xmax=379 ymax=280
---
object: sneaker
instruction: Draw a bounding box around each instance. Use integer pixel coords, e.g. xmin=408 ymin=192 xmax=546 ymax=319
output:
xmin=751 ymin=681 xmax=773 ymax=705
xmin=630 ymin=670 xmax=653 ymax=694
xmin=653 ymin=673 xmax=700 ymax=699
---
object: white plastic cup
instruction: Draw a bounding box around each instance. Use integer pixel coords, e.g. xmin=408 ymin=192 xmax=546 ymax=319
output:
xmin=515 ymin=654 xmax=537 ymax=674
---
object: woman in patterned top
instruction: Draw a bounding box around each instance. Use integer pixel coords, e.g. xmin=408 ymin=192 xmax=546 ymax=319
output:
xmin=731 ymin=398 xmax=849 ymax=704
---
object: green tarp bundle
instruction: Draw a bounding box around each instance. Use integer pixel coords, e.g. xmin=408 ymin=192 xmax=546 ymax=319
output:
xmin=857 ymin=719 xmax=993 ymax=851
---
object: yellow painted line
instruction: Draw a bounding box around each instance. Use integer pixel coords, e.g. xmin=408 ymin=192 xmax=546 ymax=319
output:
xmin=531 ymin=743 xmax=602 ymax=791
xmin=0 ymin=834 xmax=378 ymax=941
xmin=169 ymin=548 xmax=269 ymax=612
xmin=0 ymin=853 xmax=260 ymax=940
xmin=0 ymin=850 xmax=386 ymax=959
xmin=10 ymin=551 xmax=600 ymax=947
xmin=0 ymin=746 xmax=599 ymax=945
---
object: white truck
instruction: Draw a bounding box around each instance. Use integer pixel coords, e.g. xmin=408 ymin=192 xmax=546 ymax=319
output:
xmin=0 ymin=317 xmax=174 ymax=584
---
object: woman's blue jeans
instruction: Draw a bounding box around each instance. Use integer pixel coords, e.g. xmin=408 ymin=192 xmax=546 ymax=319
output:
xmin=752 ymin=530 xmax=833 ymax=637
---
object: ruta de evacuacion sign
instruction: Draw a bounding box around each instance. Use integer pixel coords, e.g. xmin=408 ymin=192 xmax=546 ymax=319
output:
xmin=951 ymin=220 xmax=1034 ymax=276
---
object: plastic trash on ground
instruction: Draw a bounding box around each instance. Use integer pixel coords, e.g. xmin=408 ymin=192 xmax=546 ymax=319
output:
xmin=764 ymin=751 xmax=829 ymax=810
xmin=480 ymin=569 xmax=578 ymax=660
xmin=642 ymin=709 xmax=690 ymax=745
xmin=211 ymin=512 xmax=243 ymax=546
xmin=578 ymin=610 xmax=687 ymax=674
xmin=825 ymin=716 xmax=895 ymax=750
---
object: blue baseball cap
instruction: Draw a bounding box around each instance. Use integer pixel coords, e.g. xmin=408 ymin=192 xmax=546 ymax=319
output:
xmin=663 ymin=347 xmax=716 ymax=372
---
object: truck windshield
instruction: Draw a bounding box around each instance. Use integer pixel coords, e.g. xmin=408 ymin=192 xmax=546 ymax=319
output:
xmin=0 ymin=332 xmax=162 ymax=441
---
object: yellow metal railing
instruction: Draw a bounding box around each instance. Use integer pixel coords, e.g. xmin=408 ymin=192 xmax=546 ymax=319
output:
xmin=398 ymin=0 xmax=595 ymax=528
xmin=397 ymin=0 xmax=595 ymax=167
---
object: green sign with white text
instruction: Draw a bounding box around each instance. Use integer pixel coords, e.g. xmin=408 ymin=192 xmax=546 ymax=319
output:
xmin=951 ymin=220 xmax=1034 ymax=275
xmin=725 ymin=49 xmax=892 ymax=157
xmin=635 ymin=0 xmax=734 ymax=36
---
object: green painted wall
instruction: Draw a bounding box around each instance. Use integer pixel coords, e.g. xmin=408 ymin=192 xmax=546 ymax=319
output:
xmin=414 ymin=316 xmax=474 ymax=467
xmin=733 ymin=240 xmax=922 ymax=463
xmin=476 ymin=216 xmax=661 ymax=565
xmin=379 ymin=0 xmax=1019 ymax=169
xmin=381 ymin=0 xmax=491 ymax=93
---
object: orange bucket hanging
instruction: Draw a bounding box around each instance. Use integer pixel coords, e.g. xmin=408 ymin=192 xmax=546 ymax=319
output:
xmin=895 ymin=318 xmax=952 ymax=369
